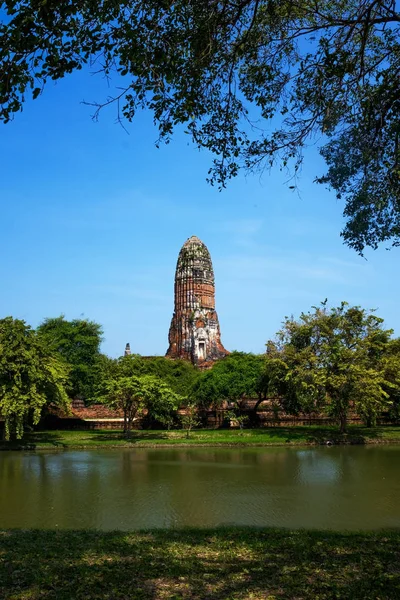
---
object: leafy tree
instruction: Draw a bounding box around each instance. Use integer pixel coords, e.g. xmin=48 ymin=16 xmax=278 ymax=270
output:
xmin=140 ymin=375 xmax=183 ymax=429
xmin=379 ymin=338 xmax=400 ymax=423
xmin=104 ymin=376 xmax=144 ymax=437
xmin=1 ymin=1 xmax=400 ymax=251
xmin=271 ymin=302 xmax=395 ymax=432
xmin=102 ymin=374 xmax=181 ymax=437
xmin=91 ymin=353 xmax=119 ymax=401
xmin=0 ymin=317 xmax=69 ymax=440
xmin=193 ymin=352 xmax=265 ymax=412
xmin=116 ymin=354 xmax=199 ymax=396
xmin=191 ymin=369 xmax=222 ymax=408
xmin=37 ymin=316 xmax=103 ymax=400
xmin=180 ymin=404 xmax=201 ymax=439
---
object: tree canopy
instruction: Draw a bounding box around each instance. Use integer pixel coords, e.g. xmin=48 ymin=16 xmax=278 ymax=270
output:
xmin=193 ymin=351 xmax=267 ymax=410
xmin=102 ymin=374 xmax=181 ymax=436
xmin=269 ymin=302 xmax=399 ymax=431
xmin=115 ymin=354 xmax=199 ymax=396
xmin=0 ymin=317 xmax=70 ymax=440
xmin=0 ymin=305 xmax=399 ymax=438
xmin=97 ymin=355 xmax=193 ymax=432
xmin=379 ymin=337 xmax=400 ymax=422
xmin=37 ymin=316 xmax=103 ymax=400
xmin=1 ymin=1 xmax=400 ymax=252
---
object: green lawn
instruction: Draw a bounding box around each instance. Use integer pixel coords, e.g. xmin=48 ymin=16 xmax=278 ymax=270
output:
xmin=0 ymin=528 xmax=399 ymax=599
xmin=1 ymin=425 xmax=400 ymax=450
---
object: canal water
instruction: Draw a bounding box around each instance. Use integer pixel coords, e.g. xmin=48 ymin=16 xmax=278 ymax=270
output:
xmin=0 ymin=446 xmax=399 ymax=530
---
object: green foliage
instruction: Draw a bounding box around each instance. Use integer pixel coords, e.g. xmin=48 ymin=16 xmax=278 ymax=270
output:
xmin=0 ymin=317 xmax=69 ymax=440
xmin=270 ymin=302 xmax=398 ymax=432
xmin=193 ymin=352 xmax=266 ymax=409
xmin=37 ymin=316 xmax=103 ymax=400
xmin=103 ymin=374 xmax=181 ymax=437
xmin=90 ymin=353 xmax=119 ymax=401
xmin=139 ymin=375 xmax=183 ymax=429
xmin=116 ymin=355 xmax=199 ymax=396
xmin=379 ymin=338 xmax=400 ymax=422
xmin=69 ymin=352 xmax=197 ymax=430
xmin=180 ymin=404 xmax=201 ymax=439
xmin=225 ymin=410 xmax=248 ymax=432
xmin=1 ymin=2 xmax=399 ymax=251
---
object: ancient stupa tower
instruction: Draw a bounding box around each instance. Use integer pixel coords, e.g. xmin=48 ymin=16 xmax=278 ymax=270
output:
xmin=166 ymin=236 xmax=228 ymax=366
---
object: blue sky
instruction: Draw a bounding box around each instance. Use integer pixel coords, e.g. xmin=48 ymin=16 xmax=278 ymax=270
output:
xmin=0 ymin=69 xmax=398 ymax=357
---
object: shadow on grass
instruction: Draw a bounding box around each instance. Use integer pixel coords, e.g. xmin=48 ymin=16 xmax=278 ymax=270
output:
xmin=0 ymin=430 xmax=178 ymax=451
xmin=0 ymin=431 xmax=67 ymax=451
xmin=305 ymin=426 xmax=392 ymax=444
xmin=89 ymin=425 xmax=400 ymax=446
xmin=250 ymin=425 xmax=393 ymax=444
xmin=0 ymin=527 xmax=399 ymax=600
xmin=2 ymin=425 xmax=398 ymax=451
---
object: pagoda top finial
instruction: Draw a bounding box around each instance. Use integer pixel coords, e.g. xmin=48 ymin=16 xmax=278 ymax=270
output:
xmin=183 ymin=235 xmax=203 ymax=247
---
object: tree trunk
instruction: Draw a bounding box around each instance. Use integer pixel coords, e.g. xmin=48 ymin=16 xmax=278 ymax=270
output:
xmin=236 ymin=399 xmax=243 ymax=414
xmin=123 ymin=411 xmax=127 ymax=435
xmin=339 ymin=412 xmax=347 ymax=434
xmin=365 ymin=414 xmax=375 ymax=428
xmin=124 ymin=409 xmax=132 ymax=439
xmin=254 ymin=397 xmax=263 ymax=412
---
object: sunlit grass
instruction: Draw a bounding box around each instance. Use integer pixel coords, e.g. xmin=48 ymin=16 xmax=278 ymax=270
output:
xmin=1 ymin=425 xmax=399 ymax=450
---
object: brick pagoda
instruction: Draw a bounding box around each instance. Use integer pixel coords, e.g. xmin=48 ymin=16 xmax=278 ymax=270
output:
xmin=166 ymin=235 xmax=228 ymax=366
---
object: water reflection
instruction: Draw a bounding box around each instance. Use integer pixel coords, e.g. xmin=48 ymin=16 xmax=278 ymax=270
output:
xmin=0 ymin=446 xmax=399 ymax=530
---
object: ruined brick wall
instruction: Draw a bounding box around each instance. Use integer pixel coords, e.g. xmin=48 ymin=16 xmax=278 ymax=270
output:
xmin=166 ymin=235 xmax=228 ymax=367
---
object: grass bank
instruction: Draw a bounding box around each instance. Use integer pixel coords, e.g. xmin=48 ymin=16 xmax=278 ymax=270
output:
xmin=0 ymin=528 xmax=399 ymax=599
xmin=1 ymin=425 xmax=400 ymax=450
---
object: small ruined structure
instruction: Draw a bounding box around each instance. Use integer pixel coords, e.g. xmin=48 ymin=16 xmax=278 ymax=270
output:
xmin=166 ymin=235 xmax=228 ymax=366
xmin=124 ymin=343 xmax=131 ymax=356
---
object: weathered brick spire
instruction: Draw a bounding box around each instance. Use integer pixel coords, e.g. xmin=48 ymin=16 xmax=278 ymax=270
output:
xmin=166 ymin=235 xmax=228 ymax=366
